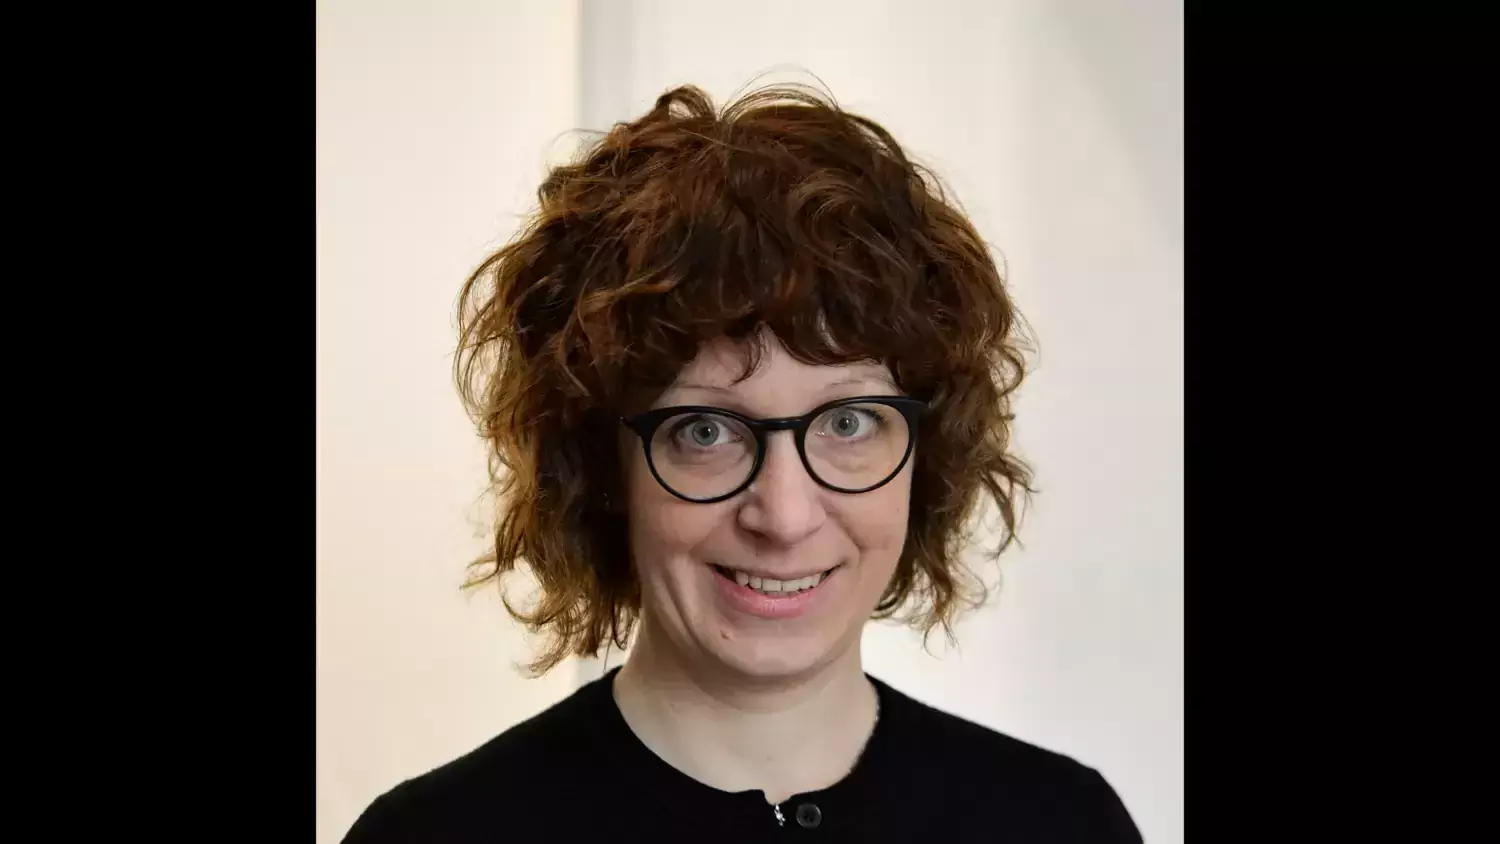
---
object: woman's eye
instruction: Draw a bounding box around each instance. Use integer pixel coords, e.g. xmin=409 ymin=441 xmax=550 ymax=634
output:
xmin=689 ymin=421 xmax=722 ymax=445
xmin=823 ymin=408 xmax=877 ymax=438
xmin=672 ymin=416 xmax=736 ymax=448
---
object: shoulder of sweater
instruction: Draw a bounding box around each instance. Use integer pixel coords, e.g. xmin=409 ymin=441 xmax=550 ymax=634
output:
xmin=339 ymin=679 xmax=601 ymax=841
xmin=870 ymin=676 xmax=1141 ymax=840
xmin=872 ymin=675 xmax=1104 ymax=784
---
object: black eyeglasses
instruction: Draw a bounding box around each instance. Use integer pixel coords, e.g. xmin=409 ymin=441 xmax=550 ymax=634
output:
xmin=621 ymin=395 xmax=926 ymax=504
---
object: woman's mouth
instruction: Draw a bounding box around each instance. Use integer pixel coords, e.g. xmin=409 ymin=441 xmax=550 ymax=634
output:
xmin=711 ymin=563 xmax=838 ymax=597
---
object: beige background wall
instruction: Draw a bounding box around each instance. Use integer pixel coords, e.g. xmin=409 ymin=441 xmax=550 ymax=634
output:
xmin=316 ymin=3 xmax=582 ymax=843
xmin=317 ymin=1 xmax=1182 ymax=842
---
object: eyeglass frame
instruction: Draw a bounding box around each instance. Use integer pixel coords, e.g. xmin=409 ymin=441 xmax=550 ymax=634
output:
xmin=620 ymin=395 xmax=927 ymax=504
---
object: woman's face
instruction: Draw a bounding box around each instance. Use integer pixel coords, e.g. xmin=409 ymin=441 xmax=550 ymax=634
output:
xmin=622 ymin=334 xmax=913 ymax=681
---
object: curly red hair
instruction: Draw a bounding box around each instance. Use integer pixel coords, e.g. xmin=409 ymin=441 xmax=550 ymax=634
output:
xmin=456 ymin=84 xmax=1033 ymax=675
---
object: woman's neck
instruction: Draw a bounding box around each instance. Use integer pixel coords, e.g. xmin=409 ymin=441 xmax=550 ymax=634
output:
xmin=612 ymin=617 xmax=879 ymax=805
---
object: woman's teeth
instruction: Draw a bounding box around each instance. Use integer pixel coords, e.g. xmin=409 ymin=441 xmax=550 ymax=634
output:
xmin=726 ymin=567 xmax=829 ymax=595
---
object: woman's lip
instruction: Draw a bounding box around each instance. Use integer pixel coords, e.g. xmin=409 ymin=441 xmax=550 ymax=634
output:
xmin=711 ymin=565 xmax=838 ymax=620
xmin=710 ymin=563 xmax=838 ymax=581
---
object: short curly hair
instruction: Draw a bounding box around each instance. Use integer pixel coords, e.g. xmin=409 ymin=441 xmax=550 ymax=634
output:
xmin=456 ymin=84 xmax=1033 ymax=675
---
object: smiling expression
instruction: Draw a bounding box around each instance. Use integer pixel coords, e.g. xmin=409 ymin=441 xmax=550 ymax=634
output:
xmin=621 ymin=334 xmax=914 ymax=680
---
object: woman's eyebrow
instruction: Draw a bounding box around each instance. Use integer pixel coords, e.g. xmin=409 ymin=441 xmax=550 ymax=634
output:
xmin=671 ymin=373 xmax=897 ymax=395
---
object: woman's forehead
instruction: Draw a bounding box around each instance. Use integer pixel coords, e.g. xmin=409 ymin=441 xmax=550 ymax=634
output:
xmin=668 ymin=335 xmax=895 ymax=396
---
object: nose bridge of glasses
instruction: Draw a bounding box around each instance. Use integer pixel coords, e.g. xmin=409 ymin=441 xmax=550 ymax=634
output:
xmin=756 ymin=415 xmax=806 ymax=435
xmin=753 ymin=420 xmax=817 ymax=491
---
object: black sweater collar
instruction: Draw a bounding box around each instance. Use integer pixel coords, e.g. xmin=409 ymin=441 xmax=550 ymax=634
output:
xmin=574 ymin=666 xmax=909 ymax=833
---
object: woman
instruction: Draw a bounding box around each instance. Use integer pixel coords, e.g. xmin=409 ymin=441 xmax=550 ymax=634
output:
xmin=343 ymin=85 xmax=1141 ymax=842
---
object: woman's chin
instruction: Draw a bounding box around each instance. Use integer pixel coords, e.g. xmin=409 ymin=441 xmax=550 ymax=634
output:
xmin=695 ymin=624 xmax=849 ymax=682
